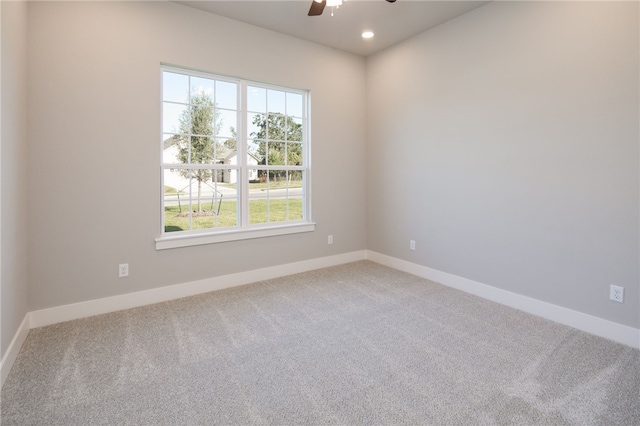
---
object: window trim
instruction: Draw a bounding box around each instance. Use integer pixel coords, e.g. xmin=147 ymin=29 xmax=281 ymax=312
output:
xmin=157 ymin=65 xmax=314 ymax=250
xmin=155 ymin=222 xmax=316 ymax=250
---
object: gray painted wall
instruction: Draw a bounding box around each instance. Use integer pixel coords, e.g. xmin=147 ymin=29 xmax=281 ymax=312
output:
xmin=366 ymin=1 xmax=639 ymax=328
xmin=26 ymin=1 xmax=367 ymax=310
xmin=1 ymin=1 xmax=29 ymax=357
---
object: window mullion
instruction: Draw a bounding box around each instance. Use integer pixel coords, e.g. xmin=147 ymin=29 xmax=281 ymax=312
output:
xmin=303 ymin=95 xmax=311 ymax=222
xmin=239 ymin=81 xmax=249 ymax=228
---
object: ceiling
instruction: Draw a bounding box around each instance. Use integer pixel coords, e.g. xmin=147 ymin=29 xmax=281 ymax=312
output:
xmin=175 ymin=1 xmax=490 ymax=57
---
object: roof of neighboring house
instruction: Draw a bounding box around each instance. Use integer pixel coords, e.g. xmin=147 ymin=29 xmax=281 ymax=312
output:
xmin=163 ymin=135 xmax=180 ymax=150
xmin=218 ymin=146 xmax=233 ymax=160
xmin=220 ymin=147 xmax=261 ymax=162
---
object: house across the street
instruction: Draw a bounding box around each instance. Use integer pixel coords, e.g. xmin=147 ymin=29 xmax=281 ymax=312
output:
xmin=163 ymin=136 xmax=259 ymax=192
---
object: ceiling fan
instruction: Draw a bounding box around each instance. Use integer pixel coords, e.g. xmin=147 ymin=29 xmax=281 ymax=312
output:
xmin=308 ymin=0 xmax=396 ymax=17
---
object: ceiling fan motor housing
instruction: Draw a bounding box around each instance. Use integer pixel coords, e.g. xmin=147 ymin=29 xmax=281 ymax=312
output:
xmin=309 ymin=0 xmax=396 ymax=17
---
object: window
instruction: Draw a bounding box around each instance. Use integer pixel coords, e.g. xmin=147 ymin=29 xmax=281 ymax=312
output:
xmin=157 ymin=66 xmax=313 ymax=250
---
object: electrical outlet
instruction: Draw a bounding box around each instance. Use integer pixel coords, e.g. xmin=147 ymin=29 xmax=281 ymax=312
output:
xmin=610 ymin=285 xmax=624 ymax=303
xmin=119 ymin=263 xmax=129 ymax=278
xmin=409 ymin=240 xmax=416 ymax=251
xmin=328 ymin=235 xmax=333 ymax=245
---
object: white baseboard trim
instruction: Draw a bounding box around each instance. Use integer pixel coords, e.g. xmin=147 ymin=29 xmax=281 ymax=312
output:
xmin=366 ymin=250 xmax=640 ymax=349
xmin=30 ymin=250 xmax=367 ymax=329
xmin=1 ymin=313 xmax=30 ymax=389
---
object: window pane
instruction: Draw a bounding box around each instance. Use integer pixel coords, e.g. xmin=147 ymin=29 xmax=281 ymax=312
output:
xmin=273 ymin=196 xmax=304 ymax=222
xmin=167 ymin=169 xmax=237 ymax=230
xmin=266 ymin=142 xmax=285 ymax=165
xmin=163 ymin=71 xmax=189 ymax=103
xmin=163 ymin=135 xmax=184 ymax=164
xmin=287 ymin=196 xmax=304 ymax=220
xmin=267 ymin=89 xmax=286 ymax=115
xmin=190 ymin=76 xmax=215 ymax=100
xmin=248 ymin=169 xmax=269 ymax=224
xmin=190 ymin=92 xmax=215 ymax=126
xmin=248 ymin=173 xmax=265 ymax=193
xmin=163 ymin=102 xmax=187 ymax=134
xmin=247 ymin=139 xmax=262 ymax=162
xmin=267 ymin=198 xmax=288 ymax=223
xmin=216 ymin=80 xmax=237 ymax=110
xmin=189 ymin=136 xmax=215 ymax=164
xmin=266 ymin=114 xmax=286 ymax=142
xmin=247 ymin=113 xmax=265 ymax=139
xmin=164 ymin=168 xmax=190 ymax=232
xmin=248 ymin=168 xmax=265 ymax=224
xmin=247 ymin=86 xmax=266 ymax=113
xmin=192 ymin=169 xmax=237 ymax=230
xmin=192 ymin=106 xmax=215 ymax=136
xmin=245 ymin=148 xmax=260 ymax=176
xmin=216 ymin=168 xmax=239 ymax=227
xmin=248 ymin=167 xmax=259 ymax=182
xmin=247 ymin=170 xmax=303 ymax=224
xmin=287 ymin=142 xmax=303 ymax=166
xmin=287 ymin=170 xmax=303 ymax=189
xmin=287 ymin=117 xmax=303 ymax=142
xmin=213 ymin=167 xmax=238 ymax=228
xmin=216 ymin=110 xmax=237 ymax=138
xmin=249 ymin=198 xmax=268 ymax=225
xmin=214 ymin=143 xmax=238 ymax=168
xmin=286 ymin=92 xmax=303 ymax=118
xmin=270 ymin=170 xmax=289 ymax=188
xmin=218 ymin=137 xmax=236 ymax=153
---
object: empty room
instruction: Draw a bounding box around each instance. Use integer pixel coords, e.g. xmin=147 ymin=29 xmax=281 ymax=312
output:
xmin=1 ymin=0 xmax=639 ymax=424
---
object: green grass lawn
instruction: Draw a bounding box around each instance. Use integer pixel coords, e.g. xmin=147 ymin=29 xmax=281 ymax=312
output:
xmin=164 ymin=198 xmax=303 ymax=232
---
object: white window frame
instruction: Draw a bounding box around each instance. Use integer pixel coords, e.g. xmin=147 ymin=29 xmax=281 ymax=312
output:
xmin=156 ymin=65 xmax=314 ymax=250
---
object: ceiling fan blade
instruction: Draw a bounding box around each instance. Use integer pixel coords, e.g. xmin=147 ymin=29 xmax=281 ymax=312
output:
xmin=308 ymin=0 xmax=326 ymax=16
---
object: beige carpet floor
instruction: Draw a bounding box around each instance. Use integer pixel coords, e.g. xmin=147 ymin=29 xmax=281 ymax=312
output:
xmin=1 ymin=260 xmax=639 ymax=425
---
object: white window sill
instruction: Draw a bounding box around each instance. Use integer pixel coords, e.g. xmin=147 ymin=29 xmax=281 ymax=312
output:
xmin=155 ymin=222 xmax=316 ymax=250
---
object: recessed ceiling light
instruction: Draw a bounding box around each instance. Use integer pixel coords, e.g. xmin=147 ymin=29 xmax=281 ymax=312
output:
xmin=362 ymin=31 xmax=374 ymax=39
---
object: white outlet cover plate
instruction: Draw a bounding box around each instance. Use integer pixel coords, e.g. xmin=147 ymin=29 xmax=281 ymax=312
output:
xmin=609 ymin=285 xmax=624 ymax=303
xmin=119 ymin=264 xmax=129 ymax=278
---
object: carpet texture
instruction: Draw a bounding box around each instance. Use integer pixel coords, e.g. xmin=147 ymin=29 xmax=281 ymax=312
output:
xmin=2 ymin=261 xmax=639 ymax=425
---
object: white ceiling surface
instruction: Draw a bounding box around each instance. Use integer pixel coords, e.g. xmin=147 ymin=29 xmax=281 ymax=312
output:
xmin=175 ymin=1 xmax=490 ymax=57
